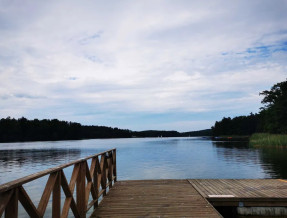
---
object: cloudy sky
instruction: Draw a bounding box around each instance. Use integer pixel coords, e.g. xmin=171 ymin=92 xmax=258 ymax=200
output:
xmin=0 ymin=0 xmax=286 ymax=131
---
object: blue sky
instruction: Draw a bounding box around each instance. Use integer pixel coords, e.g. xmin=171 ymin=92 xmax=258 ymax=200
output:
xmin=0 ymin=0 xmax=287 ymax=131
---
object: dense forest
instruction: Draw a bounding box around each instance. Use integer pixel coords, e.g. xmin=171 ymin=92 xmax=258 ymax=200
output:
xmin=0 ymin=117 xmax=212 ymax=142
xmin=133 ymin=130 xmax=181 ymax=138
xmin=212 ymin=79 xmax=287 ymax=136
xmin=0 ymin=118 xmax=132 ymax=142
xmin=181 ymin=129 xmax=212 ymax=137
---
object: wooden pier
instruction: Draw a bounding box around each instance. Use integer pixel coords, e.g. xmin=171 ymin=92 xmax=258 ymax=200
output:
xmin=91 ymin=179 xmax=287 ymax=217
xmin=91 ymin=180 xmax=221 ymax=217
xmin=1 ymin=149 xmax=287 ymax=217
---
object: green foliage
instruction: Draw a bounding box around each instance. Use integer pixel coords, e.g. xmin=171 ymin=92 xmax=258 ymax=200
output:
xmin=250 ymin=133 xmax=287 ymax=147
xmin=0 ymin=117 xmax=132 ymax=142
xmin=212 ymin=113 xmax=260 ymax=136
xmin=212 ymin=79 xmax=287 ymax=136
xmin=259 ymin=79 xmax=287 ymax=133
xmin=0 ymin=116 xmax=214 ymax=142
xmin=133 ymin=130 xmax=181 ymax=137
xmin=181 ymin=129 xmax=212 ymax=136
xmin=1 ymin=117 xmax=212 ymax=142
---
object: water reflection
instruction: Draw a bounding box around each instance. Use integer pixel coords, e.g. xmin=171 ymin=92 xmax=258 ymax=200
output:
xmin=0 ymin=149 xmax=82 ymax=184
xmin=212 ymin=141 xmax=262 ymax=166
xmin=212 ymin=141 xmax=287 ymax=179
xmin=212 ymin=141 xmax=249 ymax=149
xmin=259 ymin=148 xmax=287 ymax=179
xmin=1 ymin=137 xmax=287 ymax=184
xmin=0 ymin=149 xmax=81 ymax=167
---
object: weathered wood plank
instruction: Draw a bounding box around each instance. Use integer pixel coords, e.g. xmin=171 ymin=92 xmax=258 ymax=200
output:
xmin=60 ymin=170 xmax=80 ymax=218
xmin=112 ymin=149 xmax=117 ymax=182
xmin=18 ymin=186 xmax=40 ymax=218
xmin=0 ymin=190 xmax=13 ymax=217
xmin=77 ymin=161 xmax=86 ymax=218
xmin=52 ymin=172 xmax=61 ymax=218
xmin=5 ymin=188 xmax=18 ymax=218
xmin=37 ymin=172 xmax=58 ymax=216
xmin=91 ymin=180 xmax=222 ymax=217
xmin=189 ymin=179 xmax=287 ymax=207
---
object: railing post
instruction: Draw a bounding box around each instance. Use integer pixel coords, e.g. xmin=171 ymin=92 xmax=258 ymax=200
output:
xmin=113 ymin=149 xmax=117 ymax=182
xmin=108 ymin=152 xmax=113 ymax=189
xmin=52 ymin=172 xmax=61 ymax=218
xmin=93 ymin=157 xmax=99 ymax=208
xmin=100 ymin=154 xmax=107 ymax=196
xmin=77 ymin=161 xmax=86 ymax=218
xmin=5 ymin=188 xmax=18 ymax=218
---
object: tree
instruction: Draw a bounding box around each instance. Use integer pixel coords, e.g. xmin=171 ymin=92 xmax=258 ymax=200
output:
xmin=259 ymin=79 xmax=287 ymax=133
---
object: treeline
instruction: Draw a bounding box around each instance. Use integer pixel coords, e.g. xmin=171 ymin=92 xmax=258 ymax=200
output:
xmin=181 ymin=129 xmax=212 ymax=137
xmin=0 ymin=117 xmax=212 ymax=142
xmin=133 ymin=130 xmax=181 ymax=137
xmin=0 ymin=117 xmax=132 ymax=142
xmin=212 ymin=113 xmax=261 ymax=136
xmin=212 ymin=79 xmax=287 ymax=136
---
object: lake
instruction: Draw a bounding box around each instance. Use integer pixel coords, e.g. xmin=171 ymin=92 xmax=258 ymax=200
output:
xmin=1 ymin=137 xmax=287 ymax=217
xmin=1 ymin=137 xmax=287 ymax=184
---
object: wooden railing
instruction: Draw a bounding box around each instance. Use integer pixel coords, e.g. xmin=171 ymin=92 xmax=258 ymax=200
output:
xmin=0 ymin=148 xmax=117 ymax=218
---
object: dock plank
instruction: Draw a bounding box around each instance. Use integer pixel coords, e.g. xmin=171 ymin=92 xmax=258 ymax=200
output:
xmin=188 ymin=179 xmax=287 ymax=207
xmin=91 ymin=180 xmax=221 ymax=217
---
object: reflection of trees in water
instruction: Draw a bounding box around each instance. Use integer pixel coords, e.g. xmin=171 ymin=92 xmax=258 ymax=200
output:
xmin=212 ymin=141 xmax=262 ymax=164
xmin=258 ymin=148 xmax=287 ymax=179
xmin=213 ymin=141 xmax=287 ymax=179
xmin=212 ymin=141 xmax=249 ymax=149
xmin=0 ymin=149 xmax=82 ymax=167
xmin=0 ymin=149 xmax=82 ymax=217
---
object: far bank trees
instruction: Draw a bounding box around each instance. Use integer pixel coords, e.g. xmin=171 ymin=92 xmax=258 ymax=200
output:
xmin=212 ymin=79 xmax=287 ymax=136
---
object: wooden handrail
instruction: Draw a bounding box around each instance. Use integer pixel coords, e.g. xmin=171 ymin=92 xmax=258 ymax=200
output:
xmin=0 ymin=148 xmax=117 ymax=218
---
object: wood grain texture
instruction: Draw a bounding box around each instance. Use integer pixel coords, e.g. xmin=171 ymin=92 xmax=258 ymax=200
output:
xmin=0 ymin=190 xmax=13 ymax=216
xmin=18 ymin=186 xmax=41 ymax=218
xmin=5 ymin=188 xmax=18 ymax=218
xmin=37 ymin=172 xmax=58 ymax=216
xmin=52 ymin=172 xmax=61 ymax=218
xmin=91 ymin=180 xmax=222 ymax=217
xmin=77 ymin=162 xmax=86 ymax=218
xmin=189 ymin=179 xmax=287 ymax=207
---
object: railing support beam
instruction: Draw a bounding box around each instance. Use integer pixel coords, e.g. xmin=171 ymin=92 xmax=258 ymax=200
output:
xmin=77 ymin=161 xmax=86 ymax=218
xmin=5 ymin=188 xmax=18 ymax=218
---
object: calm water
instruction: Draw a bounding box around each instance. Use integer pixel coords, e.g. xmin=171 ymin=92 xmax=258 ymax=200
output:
xmin=1 ymin=137 xmax=287 ymax=184
xmin=1 ymin=137 xmax=287 ymax=217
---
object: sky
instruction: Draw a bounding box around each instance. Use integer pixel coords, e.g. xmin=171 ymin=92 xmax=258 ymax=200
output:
xmin=0 ymin=0 xmax=287 ymax=132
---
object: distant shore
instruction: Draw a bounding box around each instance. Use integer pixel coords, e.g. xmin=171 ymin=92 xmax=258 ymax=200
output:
xmin=0 ymin=117 xmax=213 ymax=143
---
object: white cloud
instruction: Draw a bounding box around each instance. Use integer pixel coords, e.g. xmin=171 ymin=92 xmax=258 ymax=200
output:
xmin=0 ymin=0 xmax=287 ymax=130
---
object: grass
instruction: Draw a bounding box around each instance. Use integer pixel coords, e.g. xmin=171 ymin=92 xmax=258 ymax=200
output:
xmin=250 ymin=133 xmax=287 ymax=148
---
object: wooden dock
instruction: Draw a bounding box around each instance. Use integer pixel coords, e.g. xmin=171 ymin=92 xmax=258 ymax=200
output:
xmin=91 ymin=179 xmax=287 ymax=217
xmin=91 ymin=180 xmax=221 ymax=217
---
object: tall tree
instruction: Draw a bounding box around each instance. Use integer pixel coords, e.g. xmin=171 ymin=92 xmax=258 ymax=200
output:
xmin=259 ymin=79 xmax=287 ymax=133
